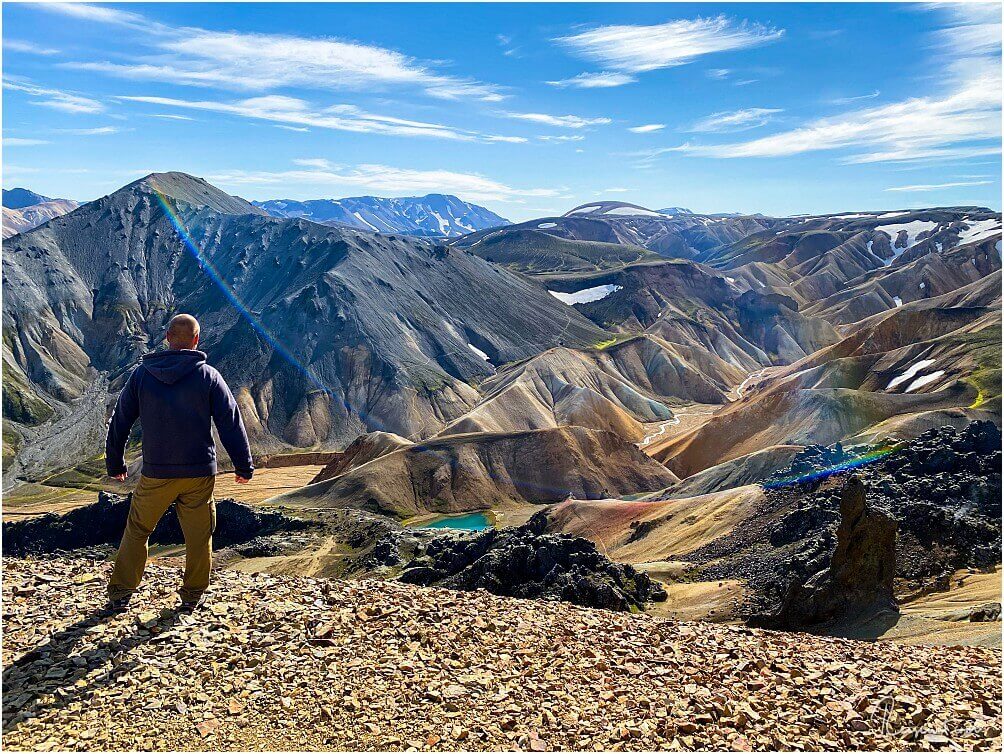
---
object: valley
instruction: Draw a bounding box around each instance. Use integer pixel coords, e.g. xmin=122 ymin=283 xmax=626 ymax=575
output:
xmin=2 ymin=174 xmax=1001 ymax=749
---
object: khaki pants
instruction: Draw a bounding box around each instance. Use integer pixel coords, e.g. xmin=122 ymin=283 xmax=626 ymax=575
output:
xmin=108 ymin=475 xmax=216 ymax=602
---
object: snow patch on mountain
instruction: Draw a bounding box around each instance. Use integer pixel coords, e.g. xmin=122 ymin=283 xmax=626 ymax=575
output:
xmin=548 ymin=284 xmax=622 ymax=305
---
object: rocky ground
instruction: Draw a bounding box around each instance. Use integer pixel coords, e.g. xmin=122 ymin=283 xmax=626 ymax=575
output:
xmin=3 ymin=557 xmax=1001 ymax=752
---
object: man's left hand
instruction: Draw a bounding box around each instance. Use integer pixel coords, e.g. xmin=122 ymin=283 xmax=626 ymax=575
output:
xmin=235 ymin=475 xmax=250 ymax=484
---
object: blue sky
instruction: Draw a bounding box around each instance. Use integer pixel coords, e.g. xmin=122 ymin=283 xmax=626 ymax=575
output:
xmin=3 ymin=2 xmax=1001 ymax=220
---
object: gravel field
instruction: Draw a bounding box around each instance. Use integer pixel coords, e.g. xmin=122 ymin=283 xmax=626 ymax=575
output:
xmin=2 ymin=557 xmax=1000 ymax=752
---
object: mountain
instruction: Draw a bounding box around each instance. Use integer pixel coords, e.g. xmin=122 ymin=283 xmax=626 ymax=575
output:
xmin=649 ymin=272 xmax=1002 ymax=477
xmin=3 ymin=200 xmax=81 ymax=239
xmin=270 ymin=426 xmax=679 ymax=517
xmin=453 ymin=202 xmax=782 ymax=261
xmin=254 ymin=194 xmax=508 ymax=237
xmin=3 ymin=187 xmax=51 ymax=209
xmin=2 ymin=172 xmax=606 ymax=480
xmin=2 ymin=188 xmax=80 ymax=239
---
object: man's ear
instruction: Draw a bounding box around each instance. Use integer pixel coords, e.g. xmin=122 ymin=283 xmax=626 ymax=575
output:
xmin=193 ymin=332 xmax=200 ymax=348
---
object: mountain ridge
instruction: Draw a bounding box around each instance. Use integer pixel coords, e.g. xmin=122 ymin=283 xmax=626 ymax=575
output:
xmin=255 ymin=193 xmax=508 ymax=237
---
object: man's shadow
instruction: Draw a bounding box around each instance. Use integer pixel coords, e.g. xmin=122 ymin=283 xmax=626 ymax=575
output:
xmin=2 ymin=604 xmax=183 ymax=736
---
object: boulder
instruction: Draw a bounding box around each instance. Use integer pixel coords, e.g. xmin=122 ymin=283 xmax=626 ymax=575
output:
xmin=753 ymin=477 xmax=897 ymax=628
xmin=398 ymin=512 xmax=667 ymax=611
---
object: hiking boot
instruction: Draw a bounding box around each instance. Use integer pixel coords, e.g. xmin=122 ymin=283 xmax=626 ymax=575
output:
xmin=179 ymin=594 xmax=206 ymax=611
xmin=105 ymin=594 xmax=132 ymax=612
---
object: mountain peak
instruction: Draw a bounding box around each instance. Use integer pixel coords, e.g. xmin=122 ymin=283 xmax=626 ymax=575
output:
xmin=127 ymin=172 xmax=265 ymax=216
xmin=3 ymin=187 xmax=52 ymax=209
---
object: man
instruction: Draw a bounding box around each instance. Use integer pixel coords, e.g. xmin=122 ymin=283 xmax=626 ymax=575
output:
xmin=105 ymin=313 xmax=254 ymax=610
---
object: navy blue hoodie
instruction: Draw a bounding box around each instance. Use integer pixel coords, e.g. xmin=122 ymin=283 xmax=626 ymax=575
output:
xmin=105 ymin=350 xmax=254 ymax=479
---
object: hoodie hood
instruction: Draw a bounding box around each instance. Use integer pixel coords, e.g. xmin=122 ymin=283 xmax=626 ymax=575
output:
xmin=142 ymin=349 xmax=207 ymax=385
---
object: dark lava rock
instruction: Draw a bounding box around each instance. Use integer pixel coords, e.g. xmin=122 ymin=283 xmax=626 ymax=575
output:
xmin=751 ymin=477 xmax=897 ymax=628
xmin=398 ymin=512 xmax=667 ymax=611
xmin=2 ymin=492 xmax=313 ymax=557
xmin=688 ymin=421 xmax=1001 ymax=622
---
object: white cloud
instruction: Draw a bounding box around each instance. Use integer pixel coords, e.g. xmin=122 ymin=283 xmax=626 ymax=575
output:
xmin=146 ymin=113 xmax=194 ymax=121
xmin=556 ymin=16 xmax=783 ymax=75
xmin=504 ymin=112 xmax=610 ymax=129
xmin=537 ymin=135 xmax=585 ymax=143
xmin=4 ymin=80 xmax=104 ymax=114
xmin=59 ymin=126 xmax=123 ymax=135
xmin=276 ymin=125 xmax=309 ymax=132
xmin=885 ymin=180 xmax=993 ymax=192
xmin=706 ymin=68 xmax=731 ymax=80
xmin=674 ymin=55 xmax=1001 ymax=163
xmin=40 ymin=2 xmax=151 ymax=29
xmin=53 ymin=10 xmax=505 ymax=102
xmin=120 ymin=94 xmax=522 ymax=142
xmin=830 ymin=90 xmax=880 ymax=105
xmin=689 ymin=108 xmax=782 ymax=133
xmin=4 ymin=40 xmax=59 ymax=55
xmin=208 ymin=162 xmax=562 ymax=204
xmin=628 ymin=124 xmax=665 ymax=133
xmin=546 ymin=71 xmax=635 ymax=88
xmin=604 ymin=187 xmax=630 ymax=193
xmin=3 ymin=137 xmax=50 ymax=147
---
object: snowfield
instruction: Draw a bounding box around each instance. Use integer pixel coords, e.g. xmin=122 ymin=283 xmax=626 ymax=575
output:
xmin=887 ymin=359 xmax=936 ymax=391
xmin=548 ymin=284 xmax=622 ymax=305
xmin=875 ymin=220 xmax=938 ymax=265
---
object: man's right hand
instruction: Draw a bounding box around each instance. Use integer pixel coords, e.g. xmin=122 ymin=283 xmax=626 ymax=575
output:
xmin=235 ymin=475 xmax=250 ymax=484
xmin=111 ymin=473 xmax=127 ymax=482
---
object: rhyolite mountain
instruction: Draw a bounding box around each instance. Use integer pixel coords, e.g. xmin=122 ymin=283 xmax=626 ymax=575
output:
xmin=2 ymin=172 xmax=605 ymax=479
xmin=2 ymin=187 xmax=80 ymax=239
xmin=453 ymin=201 xmax=783 ymax=261
xmin=254 ymin=194 xmax=508 ymax=237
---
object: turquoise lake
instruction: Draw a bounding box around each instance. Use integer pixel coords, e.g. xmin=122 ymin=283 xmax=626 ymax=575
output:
xmin=415 ymin=512 xmax=493 ymax=531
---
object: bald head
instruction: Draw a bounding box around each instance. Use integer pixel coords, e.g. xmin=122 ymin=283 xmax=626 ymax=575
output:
xmin=166 ymin=314 xmax=200 ymax=350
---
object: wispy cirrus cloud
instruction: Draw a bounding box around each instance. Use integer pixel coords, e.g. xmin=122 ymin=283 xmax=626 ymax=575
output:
xmin=554 ymin=16 xmax=783 ymax=87
xmin=546 ymin=72 xmax=636 ymax=89
xmin=208 ymin=161 xmax=562 ymax=204
xmin=3 ymin=137 xmax=50 ymax=147
xmin=689 ymin=107 xmax=782 ymax=133
xmin=885 ymin=180 xmax=993 ymax=192
xmin=119 ymin=94 xmax=523 ymax=143
xmin=4 ymin=80 xmax=104 ymax=114
xmin=537 ymin=134 xmax=585 ymax=143
xmin=829 ymin=90 xmax=880 ymax=105
xmin=4 ymin=40 xmax=60 ymax=55
xmin=44 ymin=5 xmax=506 ymax=103
xmin=665 ymin=5 xmax=1002 ymax=167
xmin=628 ymin=124 xmax=665 ymax=134
xmin=503 ymin=112 xmax=610 ymax=129
xmin=58 ymin=125 xmax=124 ymax=136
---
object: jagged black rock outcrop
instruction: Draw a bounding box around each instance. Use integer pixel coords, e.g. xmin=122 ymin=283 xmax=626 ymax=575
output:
xmin=2 ymin=492 xmax=312 ymax=556
xmin=751 ymin=477 xmax=897 ymax=628
xmin=687 ymin=421 xmax=1001 ymax=621
xmin=398 ymin=512 xmax=667 ymax=611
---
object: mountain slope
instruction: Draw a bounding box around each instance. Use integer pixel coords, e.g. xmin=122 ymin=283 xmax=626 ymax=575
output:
xmin=2 ymin=172 xmax=605 ymax=478
xmin=650 ymin=273 xmax=1001 ymax=476
xmin=3 ymin=200 xmax=80 ymax=239
xmin=255 ymin=194 xmax=508 ymax=237
xmin=270 ymin=426 xmax=679 ymax=516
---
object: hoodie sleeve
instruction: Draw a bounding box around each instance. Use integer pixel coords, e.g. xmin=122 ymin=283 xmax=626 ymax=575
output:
xmin=105 ymin=367 xmax=142 ymax=476
xmin=209 ymin=371 xmax=254 ymax=479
